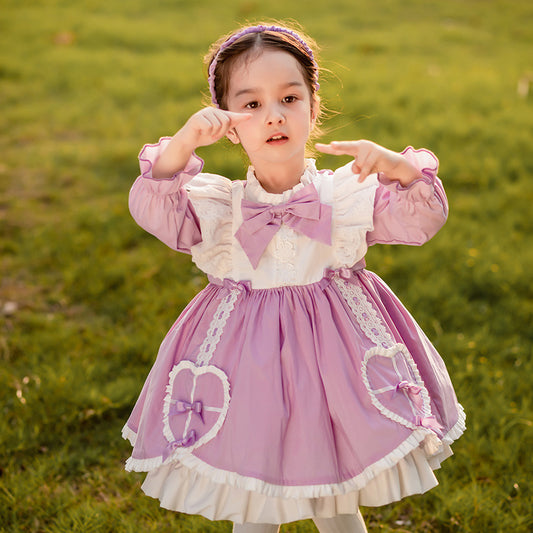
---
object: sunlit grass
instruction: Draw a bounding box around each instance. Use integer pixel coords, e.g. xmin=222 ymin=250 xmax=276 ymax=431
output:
xmin=1 ymin=0 xmax=532 ymax=531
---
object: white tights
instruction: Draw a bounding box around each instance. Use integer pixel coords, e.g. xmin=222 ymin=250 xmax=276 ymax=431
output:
xmin=232 ymin=511 xmax=367 ymax=533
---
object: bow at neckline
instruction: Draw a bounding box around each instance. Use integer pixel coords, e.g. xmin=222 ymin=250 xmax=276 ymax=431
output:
xmin=235 ymin=180 xmax=333 ymax=269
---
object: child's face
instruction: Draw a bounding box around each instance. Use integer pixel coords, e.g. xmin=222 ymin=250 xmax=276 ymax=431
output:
xmin=225 ymin=49 xmax=316 ymax=172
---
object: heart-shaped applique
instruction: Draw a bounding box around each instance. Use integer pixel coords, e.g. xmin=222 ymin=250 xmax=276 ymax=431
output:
xmin=361 ymin=343 xmax=432 ymax=431
xmin=162 ymin=360 xmax=230 ymax=459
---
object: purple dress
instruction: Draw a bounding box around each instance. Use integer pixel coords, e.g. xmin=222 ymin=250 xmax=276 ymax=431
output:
xmin=122 ymin=139 xmax=465 ymax=524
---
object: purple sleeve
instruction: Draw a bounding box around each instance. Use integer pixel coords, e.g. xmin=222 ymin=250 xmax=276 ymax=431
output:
xmin=128 ymin=138 xmax=204 ymax=254
xmin=366 ymin=147 xmax=448 ymax=246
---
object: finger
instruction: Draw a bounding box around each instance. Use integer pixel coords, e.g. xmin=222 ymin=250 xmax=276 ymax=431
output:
xmin=224 ymin=111 xmax=252 ymax=126
xmin=316 ymin=141 xmax=364 ymax=158
xmin=315 ymin=142 xmax=346 ymax=155
xmin=214 ymin=112 xmax=233 ymax=138
xmin=329 ymin=141 xmax=360 ymax=151
xmin=357 ymin=153 xmax=378 ymax=182
xmin=207 ymin=110 xmax=238 ymax=139
xmin=209 ymin=114 xmax=226 ymax=137
xmin=357 ymin=168 xmax=370 ymax=183
xmin=315 ymin=143 xmax=340 ymax=155
xmin=197 ymin=114 xmax=219 ymax=136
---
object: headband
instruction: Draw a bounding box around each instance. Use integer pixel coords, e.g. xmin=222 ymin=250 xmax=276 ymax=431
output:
xmin=208 ymin=25 xmax=320 ymax=107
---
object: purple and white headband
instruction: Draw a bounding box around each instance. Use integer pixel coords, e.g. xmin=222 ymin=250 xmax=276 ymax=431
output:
xmin=208 ymin=25 xmax=320 ymax=107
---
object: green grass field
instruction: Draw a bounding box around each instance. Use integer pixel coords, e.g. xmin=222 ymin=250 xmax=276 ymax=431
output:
xmin=1 ymin=0 xmax=532 ymax=531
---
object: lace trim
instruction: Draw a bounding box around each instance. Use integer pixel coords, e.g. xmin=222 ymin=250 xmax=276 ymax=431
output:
xmin=334 ymin=227 xmax=367 ymax=267
xmin=125 ymin=455 xmax=166 ymax=472
xmin=245 ymin=159 xmax=315 ymax=205
xmin=191 ymin=199 xmax=232 ymax=243
xmin=158 ymin=286 xmax=241 ymax=461
xmin=162 ymin=360 xmax=231 ymax=454
xmin=141 ymin=449 xmax=440 ymax=522
xmin=125 ymin=405 xmax=465 ymax=476
xmin=272 ymin=225 xmax=297 ymax=285
xmin=334 ymin=274 xmax=444 ymax=450
xmin=442 ymin=403 xmax=467 ymax=444
xmin=122 ymin=424 xmax=137 ymax=447
xmin=144 ymin=427 xmax=448 ymax=498
xmin=361 ymin=344 xmax=432 ymax=431
xmin=334 ymin=277 xmax=393 ymax=348
xmin=196 ymin=288 xmax=240 ymax=366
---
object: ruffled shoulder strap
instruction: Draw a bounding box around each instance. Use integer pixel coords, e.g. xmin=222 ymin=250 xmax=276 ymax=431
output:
xmin=331 ymin=162 xmax=379 ymax=267
xmin=185 ymin=174 xmax=236 ymax=279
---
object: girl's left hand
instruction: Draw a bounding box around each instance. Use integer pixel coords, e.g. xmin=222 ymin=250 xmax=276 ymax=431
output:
xmin=315 ymin=140 xmax=422 ymax=186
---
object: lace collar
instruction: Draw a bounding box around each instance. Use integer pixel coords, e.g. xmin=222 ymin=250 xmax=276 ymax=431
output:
xmin=244 ymin=159 xmax=317 ymax=205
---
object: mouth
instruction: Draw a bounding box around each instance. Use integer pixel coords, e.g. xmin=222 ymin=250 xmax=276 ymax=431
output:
xmin=267 ymin=134 xmax=289 ymax=143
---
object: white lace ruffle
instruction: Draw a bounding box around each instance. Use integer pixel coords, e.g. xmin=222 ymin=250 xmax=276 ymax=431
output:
xmin=244 ymin=160 xmax=315 ymax=205
xmin=140 ymin=438 xmax=454 ymax=524
xmin=185 ymin=174 xmax=233 ymax=279
xmin=331 ymin=162 xmax=378 ymax=267
xmin=162 ymin=361 xmax=231 ymax=453
xmin=130 ymin=403 xmax=463 ymax=494
xmin=121 ymin=424 xmax=137 ymax=447
xmin=126 ymin=396 xmax=465 ymax=477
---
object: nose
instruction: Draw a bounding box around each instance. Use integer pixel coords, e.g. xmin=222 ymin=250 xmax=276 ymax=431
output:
xmin=265 ymin=102 xmax=285 ymax=125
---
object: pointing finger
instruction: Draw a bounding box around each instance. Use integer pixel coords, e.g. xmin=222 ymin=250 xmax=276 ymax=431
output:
xmin=315 ymin=143 xmax=338 ymax=154
xmin=224 ymin=111 xmax=252 ymax=125
xmin=315 ymin=141 xmax=361 ymax=156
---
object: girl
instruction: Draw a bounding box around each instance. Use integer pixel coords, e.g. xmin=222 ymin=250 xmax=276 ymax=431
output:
xmin=123 ymin=24 xmax=465 ymax=533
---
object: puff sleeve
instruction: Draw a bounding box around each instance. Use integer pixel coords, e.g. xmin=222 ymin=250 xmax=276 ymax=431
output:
xmin=367 ymin=147 xmax=448 ymax=246
xmin=128 ymin=138 xmax=203 ymax=254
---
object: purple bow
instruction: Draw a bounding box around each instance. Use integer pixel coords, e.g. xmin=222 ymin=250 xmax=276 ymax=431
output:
xmin=416 ymin=415 xmax=444 ymax=437
xmin=324 ymin=267 xmax=353 ymax=280
xmin=162 ymin=430 xmax=197 ymax=461
xmin=397 ymin=380 xmax=424 ymax=412
xmin=170 ymin=400 xmax=204 ymax=423
xmin=235 ymin=183 xmax=332 ymax=269
xmin=320 ymin=267 xmax=352 ymax=290
xmin=218 ymin=278 xmax=251 ymax=300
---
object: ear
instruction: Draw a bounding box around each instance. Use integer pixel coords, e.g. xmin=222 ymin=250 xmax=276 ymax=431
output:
xmin=310 ymin=104 xmax=318 ymax=129
xmin=226 ymin=128 xmax=240 ymax=145
xmin=310 ymin=110 xmax=317 ymax=128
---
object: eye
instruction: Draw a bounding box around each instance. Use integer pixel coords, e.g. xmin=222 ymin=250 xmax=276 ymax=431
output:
xmin=245 ymin=101 xmax=260 ymax=109
xmin=283 ymin=95 xmax=298 ymax=104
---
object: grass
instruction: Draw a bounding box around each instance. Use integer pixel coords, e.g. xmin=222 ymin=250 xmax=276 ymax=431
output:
xmin=1 ymin=0 xmax=532 ymax=531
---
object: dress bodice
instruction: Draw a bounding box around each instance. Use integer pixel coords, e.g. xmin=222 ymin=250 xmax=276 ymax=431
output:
xmin=185 ymin=160 xmax=379 ymax=289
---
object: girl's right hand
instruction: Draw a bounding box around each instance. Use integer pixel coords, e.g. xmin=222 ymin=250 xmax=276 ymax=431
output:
xmin=180 ymin=108 xmax=252 ymax=149
xmin=152 ymin=108 xmax=251 ymax=180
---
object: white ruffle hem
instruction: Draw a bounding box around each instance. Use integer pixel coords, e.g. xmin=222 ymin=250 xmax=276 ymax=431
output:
xmin=137 ymin=410 xmax=464 ymax=524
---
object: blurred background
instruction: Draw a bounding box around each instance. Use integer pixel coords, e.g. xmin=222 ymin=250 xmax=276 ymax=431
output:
xmin=1 ymin=0 xmax=532 ymax=531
